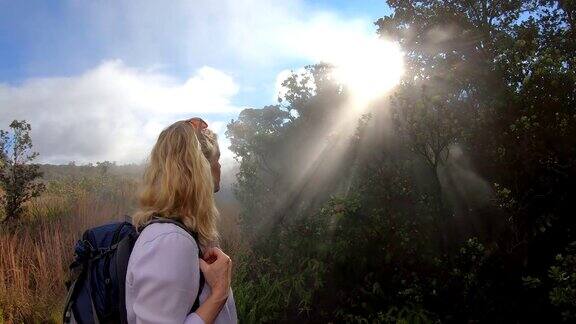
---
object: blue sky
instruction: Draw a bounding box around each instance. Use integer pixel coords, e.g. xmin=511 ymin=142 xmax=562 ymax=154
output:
xmin=0 ymin=0 xmax=392 ymax=165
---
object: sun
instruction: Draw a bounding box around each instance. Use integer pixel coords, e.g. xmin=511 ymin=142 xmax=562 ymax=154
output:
xmin=330 ymin=38 xmax=404 ymax=105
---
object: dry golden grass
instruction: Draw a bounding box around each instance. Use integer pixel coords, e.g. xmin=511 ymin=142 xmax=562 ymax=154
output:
xmin=217 ymin=199 xmax=245 ymax=257
xmin=0 ymin=176 xmax=243 ymax=323
xmin=0 ymin=221 xmax=71 ymax=323
xmin=0 ymin=177 xmax=136 ymax=323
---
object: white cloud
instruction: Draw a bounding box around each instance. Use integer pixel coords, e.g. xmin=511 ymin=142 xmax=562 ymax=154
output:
xmin=1 ymin=0 xmax=391 ymax=166
xmin=57 ymin=1 xmax=379 ymax=73
xmin=189 ymin=2 xmax=374 ymax=65
xmin=0 ymin=60 xmax=240 ymax=165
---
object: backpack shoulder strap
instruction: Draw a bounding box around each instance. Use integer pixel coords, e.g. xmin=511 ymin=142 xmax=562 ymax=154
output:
xmin=116 ymin=232 xmax=138 ymax=324
xmin=62 ymin=270 xmax=83 ymax=323
xmin=142 ymin=217 xmax=201 ymax=246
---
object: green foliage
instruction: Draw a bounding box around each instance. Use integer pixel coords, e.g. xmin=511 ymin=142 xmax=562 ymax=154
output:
xmin=227 ymin=0 xmax=576 ymax=322
xmin=524 ymin=242 xmax=576 ymax=322
xmin=392 ymin=84 xmax=464 ymax=174
xmin=233 ymin=251 xmax=326 ymax=323
xmin=226 ymin=106 xmax=290 ymax=237
xmin=493 ymin=183 xmax=516 ymax=211
xmin=338 ymin=305 xmax=439 ymax=324
xmin=0 ymin=120 xmax=46 ymax=223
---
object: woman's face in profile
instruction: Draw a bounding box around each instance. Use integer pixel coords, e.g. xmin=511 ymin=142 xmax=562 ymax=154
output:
xmin=211 ymin=150 xmax=221 ymax=192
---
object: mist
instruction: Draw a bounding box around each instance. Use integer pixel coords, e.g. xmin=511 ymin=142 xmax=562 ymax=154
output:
xmin=2 ymin=1 xmax=575 ymax=323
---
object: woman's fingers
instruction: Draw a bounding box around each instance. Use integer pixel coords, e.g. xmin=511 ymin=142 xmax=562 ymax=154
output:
xmin=199 ymin=258 xmax=209 ymax=272
xmin=198 ymin=248 xmax=232 ymax=300
xmin=202 ymin=247 xmax=220 ymax=264
xmin=202 ymin=247 xmax=216 ymax=259
xmin=216 ymin=252 xmax=232 ymax=269
xmin=202 ymin=247 xmax=222 ymax=264
xmin=202 ymin=247 xmax=231 ymax=265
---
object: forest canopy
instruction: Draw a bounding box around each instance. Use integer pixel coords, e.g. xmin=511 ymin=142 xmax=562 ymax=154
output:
xmin=227 ymin=0 xmax=576 ymax=322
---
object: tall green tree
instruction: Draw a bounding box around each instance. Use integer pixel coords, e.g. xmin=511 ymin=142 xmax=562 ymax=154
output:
xmin=226 ymin=64 xmax=354 ymax=239
xmin=0 ymin=120 xmax=45 ymax=223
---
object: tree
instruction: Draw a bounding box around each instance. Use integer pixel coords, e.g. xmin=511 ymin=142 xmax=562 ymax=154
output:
xmin=226 ymin=64 xmax=354 ymax=239
xmin=96 ymin=160 xmax=115 ymax=175
xmin=0 ymin=120 xmax=45 ymax=223
xmin=226 ymin=106 xmax=289 ymax=236
xmin=392 ymin=83 xmax=464 ymax=202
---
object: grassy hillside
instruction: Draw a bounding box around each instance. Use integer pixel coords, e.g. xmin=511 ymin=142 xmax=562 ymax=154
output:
xmin=0 ymin=163 xmax=243 ymax=323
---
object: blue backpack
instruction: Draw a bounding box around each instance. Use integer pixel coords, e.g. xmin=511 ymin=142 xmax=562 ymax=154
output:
xmin=62 ymin=216 xmax=204 ymax=324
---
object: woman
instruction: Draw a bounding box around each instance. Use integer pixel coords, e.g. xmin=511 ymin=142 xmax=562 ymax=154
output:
xmin=126 ymin=117 xmax=237 ymax=324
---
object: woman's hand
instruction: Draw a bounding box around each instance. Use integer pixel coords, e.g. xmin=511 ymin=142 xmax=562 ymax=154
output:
xmin=196 ymin=247 xmax=232 ymax=323
xmin=199 ymin=247 xmax=232 ymax=302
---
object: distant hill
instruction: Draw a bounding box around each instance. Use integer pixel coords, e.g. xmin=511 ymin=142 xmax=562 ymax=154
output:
xmin=38 ymin=162 xmax=240 ymax=207
xmin=38 ymin=163 xmax=144 ymax=181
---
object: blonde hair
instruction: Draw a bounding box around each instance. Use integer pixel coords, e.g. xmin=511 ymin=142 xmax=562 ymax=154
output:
xmin=132 ymin=120 xmax=220 ymax=247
